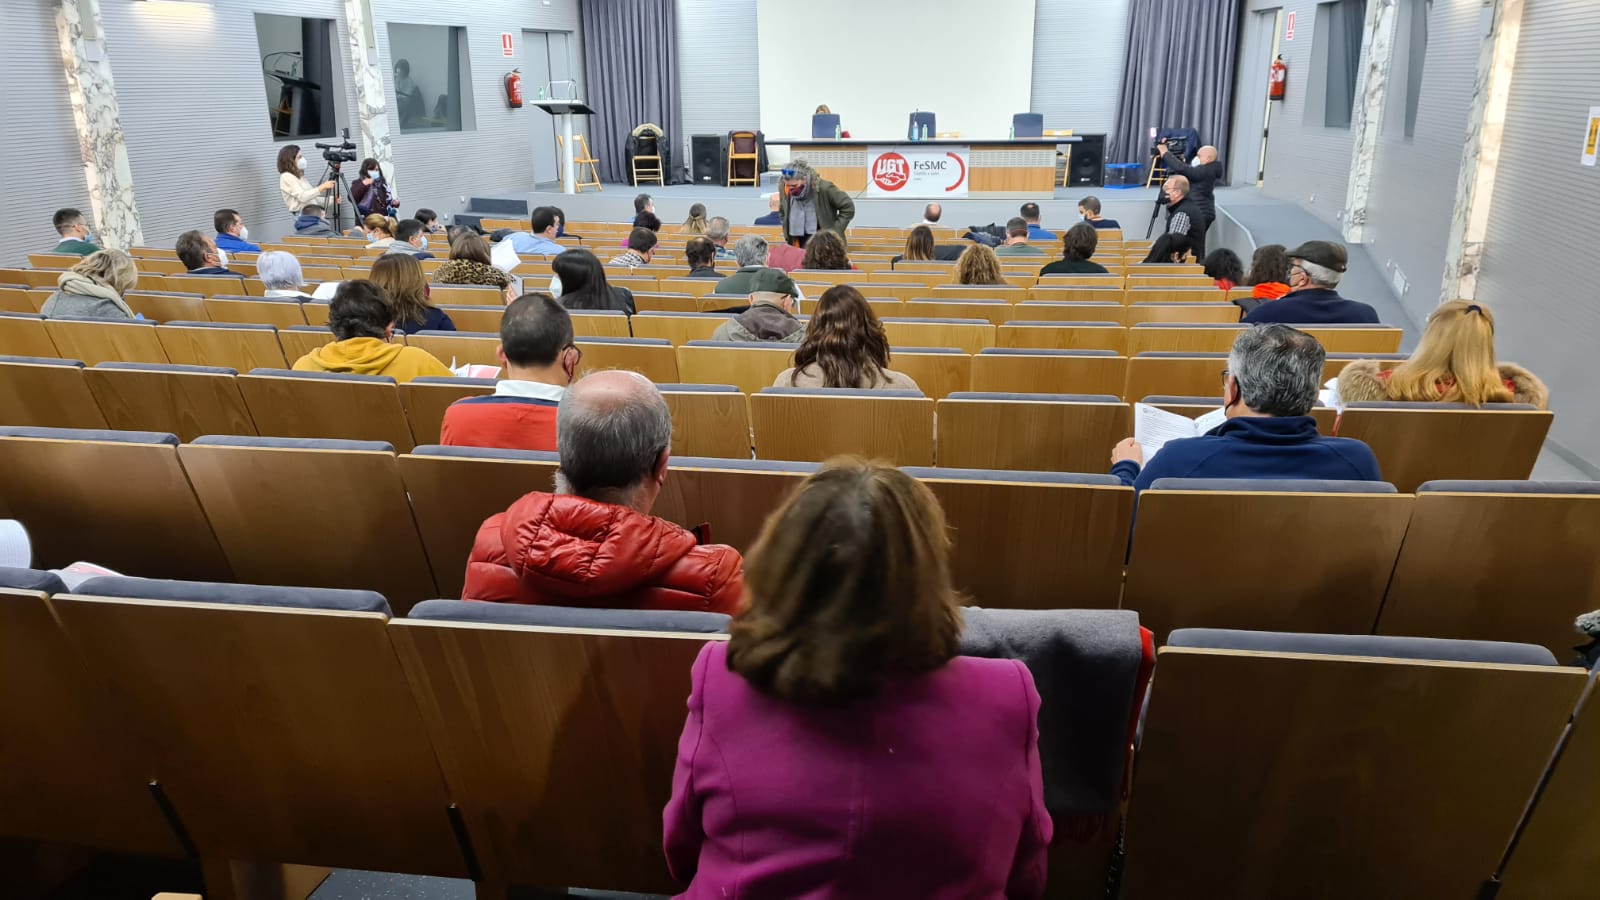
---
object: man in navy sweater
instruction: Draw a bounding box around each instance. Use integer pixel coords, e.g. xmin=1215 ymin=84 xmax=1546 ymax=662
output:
xmin=1243 ymin=240 xmax=1380 ymax=325
xmin=1110 ymin=324 xmax=1382 ymax=490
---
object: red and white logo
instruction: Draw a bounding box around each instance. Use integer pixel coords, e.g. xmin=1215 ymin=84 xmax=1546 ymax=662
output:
xmin=872 ymin=153 xmax=910 ymax=192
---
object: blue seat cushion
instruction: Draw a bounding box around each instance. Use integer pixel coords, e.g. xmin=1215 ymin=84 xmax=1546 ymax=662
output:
xmin=0 ymin=426 xmax=178 ymax=446
xmin=245 ymin=368 xmax=395 ymax=384
xmin=670 ymin=457 xmax=820 ymax=473
xmin=683 ymin=339 xmax=791 ymax=348
xmin=73 ymin=575 xmax=391 ymax=614
xmin=1167 ymin=628 xmax=1557 ymax=667
xmin=979 ymin=348 xmax=1119 ymax=357
xmin=583 ymin=337 xmax=672 ymax=346
xmin=0 ymin=355 xmax=83 ymax=367
xmin=1138 ymin=395 xmax=1223 ymax=405
xmin=1131 ymin=323 xmax=1242 ymax=329
xmin=946 ymin=392 xmax=1122 ymax=403
xmin=1135 ymin=351 xmax=1230 ymax=358
xmin=410 ymin=445 xmax=559 ymax=462
xmin=761 ymin=387 xmax=923 ymax=398
xmin=1006 ymin=321 xmax=1121 ymax=327
xmin=416 ymin=329 xmax=494 ymax=337
xmin=890 ymin=346 xmax=965 ymax=354
xmin=408 ymin=599 xmax=730 ymax=633
xmin=163 ymin=321 xmax=276 ymax=331
xmin=880 ymin=317 xmax=988 ymax=325
xmin=191 ymin=435 xmax=395 ymax=452
xmin=1419 ymin=480 xmax=1600 ymax=495
xmin=0 ymin=567 xmax=68 ymax=594
xmin=657 ymin=383 xmax=740 ymax=392
xmin=1147 ymin=478 xmax=1397 ymax=493
xmin=903 ymin=467 xmax=1123 ymax=487
xmin=95 ymin=361 xmax=238 ymax=375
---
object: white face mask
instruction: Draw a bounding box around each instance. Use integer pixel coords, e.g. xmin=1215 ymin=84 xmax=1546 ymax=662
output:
xmin=419 ymin=236 xmax=429 ymax=251
xmin=238 ymin=226 xmax=249 ymax=241
xmin=549 ymin=274 xmax=563 ymax=298
xmin=297 ymin=157 xmax=307 ymax=171
xmin=216 ymin=248 xmax=229 ymax=267
xmin=363 ymin=170 xmax=374 ymax=179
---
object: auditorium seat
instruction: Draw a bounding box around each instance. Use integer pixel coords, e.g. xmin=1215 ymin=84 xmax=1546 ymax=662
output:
xmin=1010 ymin=301 xmax=1126 ymax=324
xmin=998 ymin=321 xmax=1128 ymax=353
xmin=650 ymin=457 xmax=820 ymax=556
xmin=0 ymin=426 xmax=231 ymax=580
xmin=1126 ymin=323 xmax=1245 ymax=354
xmin=74 ymin=574 xmax=391 ymax=613
xmin=122 ymin=290 xmax=209 ymax=323
xmin=408 ymin=598 xmax=731 ymax=632
xmin=675 ymin=340 xmax=793 ymax=394
xmin=178 ymin=436 xmax=437 ymax=613
xmin=238 ymin=369 xmax=416 ymax=449
xmin=276 ymin=323 xmax=334 ymax=362
xmin=1028 ymin=284 xmax=1126 ymax=305
xmin=434 ymin=304 xmax=500 ymax=332
xmin=428 ymin=284 xmax=504 ymax=306
xmin=0 ymin=286 xmax=40 ymax=314
xmin=902 ymin=467 xmax=1133 ymax=608
xmin=971 ymin=348 xmax=1129 ymax=396
xmin=157 ymin=321 xmax=290 ymax=371
xmin=48 ymin=588 xmax=466 ymax=877
xmin=398 ymin=376 xmax=496 ymax=446
xmin=657 ymin=277 xmax=721 ymax=297
xmin=1124 ymin=302 xmax=1241 ymax=325
xmin=0 ymin=313 xmax=62 ymax=358
xmin=404 ymin=330 xmax=498 ymax=368
xmin=202 ymin=296 xmax=308 ymax=328
xmin=751 ymin=387 xmax=935 ymax=465
xmin=1334 ymin=402 xmax=1553 ymax=492
xmin=301 ymin=301 xmax=331 ymax=325
xmin=1138 ymin=394 xmax=1338 ymax=434
xmin=1378 ymin=481 xmax=1600 ymax=655
xmin=0 ymin=356 xmax=107 ymax=429
xmin=630 ymin=311 xmax=734 ymax=345
xmin=166 ymin=274 xmax=250 ymax=297
xmin=579 ymin=336 xmax=680 ymax=383
xmin=1123 ymin=352 xmax=1230 ymax=399
xmin=568 ymin=309 xmax=632 ymax=338
xmin=1298 ymin=324 xmax=1404 ymax=354
xmin=659 ymin=384 xmax=751 ymax=459
xmin=935 ymin=392 xmax=1130 ymax=473
xmin=632 ymin=293 xmax=704 ymax=314
xmin=880 ymin=317 xmax=995 ymax=354
xmin=931 ymin=284 xmax=1028 ymax=303
xmin=0 ymin=567 xmax=68 ymax=594
xmin=1124 ymin=631 xmax=1585 ymax=899
xmin=1123 ymin=479 xmax=1412 ymax=642
xmin=885 ymin=346 xmax=972 ymax=399
xmin=44 ymin=316 xmax=170 ymax=365
xmin=83 ymin=362 xmax=255 ymax=441
xmin=901 ymin=299 xmax=1015 ymax=326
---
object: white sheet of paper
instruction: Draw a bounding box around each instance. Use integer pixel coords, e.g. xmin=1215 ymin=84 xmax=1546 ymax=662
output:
xmin=0 ymin=519 xmax=31 ymax=568
xmin=51 ymin=561 xmax=121 ymax=591
xmin=1192 ymin=406 xmax=1228 ymax=433
xmin=1133 ymin=403 xmax=1202 ymax=460
xmin=490 ymin=238 xmax=521 ymax=275
xmin=1319 ymin=376 xmax=1344 ymax=412
xmin=311 ymin=280 xmax=342 ymax=300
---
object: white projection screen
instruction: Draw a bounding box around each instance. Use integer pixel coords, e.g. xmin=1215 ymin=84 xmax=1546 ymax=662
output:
xmin=755 ymin=0 xmax=1036 ymax=141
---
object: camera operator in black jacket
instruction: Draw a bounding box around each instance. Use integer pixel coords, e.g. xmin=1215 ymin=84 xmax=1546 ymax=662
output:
xmin=1160 ymin=175 xmax=1207 ymax=259
xmin=1158 ymin=142 xmax=1222 ymax=226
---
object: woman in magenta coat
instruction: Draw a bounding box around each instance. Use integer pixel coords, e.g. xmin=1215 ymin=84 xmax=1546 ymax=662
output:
xmin=663 ymin=459 xmax=1052 ymax=899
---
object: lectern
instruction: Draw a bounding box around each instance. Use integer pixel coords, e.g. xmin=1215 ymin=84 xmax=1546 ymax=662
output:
xmin=534 ymin=95 xmax=596 ymax=196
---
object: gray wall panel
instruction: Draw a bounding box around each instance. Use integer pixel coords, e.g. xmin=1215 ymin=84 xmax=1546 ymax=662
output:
xmin=1030 ymin=0 xmax=1132 ymax=136
xmin=676 ymin=0 xmax=761 ymax=162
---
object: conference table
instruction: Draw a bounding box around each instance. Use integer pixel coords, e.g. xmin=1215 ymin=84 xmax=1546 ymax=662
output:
xmin=775 ymin=137 xmax=1079 ymax=197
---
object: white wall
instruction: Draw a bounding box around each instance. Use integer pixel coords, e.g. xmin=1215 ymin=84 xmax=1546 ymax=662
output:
xmin=1029 ymin=0 xmax=1131 ymax=136
xmin=676 ymin=0 xmax=761 ymax=159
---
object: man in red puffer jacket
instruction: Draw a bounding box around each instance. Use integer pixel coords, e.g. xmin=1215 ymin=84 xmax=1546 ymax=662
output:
xmin=461 ymin=370 xmax=744 ymax=614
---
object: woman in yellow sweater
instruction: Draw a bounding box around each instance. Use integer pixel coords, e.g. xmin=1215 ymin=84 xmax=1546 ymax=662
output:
xmin=292 ymin=280 xmax=452 ymax=382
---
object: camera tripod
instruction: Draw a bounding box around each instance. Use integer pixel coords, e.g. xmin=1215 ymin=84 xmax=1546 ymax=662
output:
xmin=319 ymin=161 xmax=355 ymax=233
xmin=1145 ymin=151 xmax=1169 ymax=240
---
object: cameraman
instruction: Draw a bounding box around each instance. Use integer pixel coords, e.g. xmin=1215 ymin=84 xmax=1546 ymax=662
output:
xmin=351 ymin=157 xmax=401 ymax=218
xmin=1161 ymin=175 xmax=1207 ymax=259
xmin=1158 ymin=142 xmax=1222 ymax=226
xmin=276 ymin=145 xmax=335 ymax=218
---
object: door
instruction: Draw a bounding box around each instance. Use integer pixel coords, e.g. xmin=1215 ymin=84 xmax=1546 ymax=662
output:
xmin=523 ymin=30 xmax=558 ymax=187
xmin=1229 ymin=9 xmax=1282 ymax=187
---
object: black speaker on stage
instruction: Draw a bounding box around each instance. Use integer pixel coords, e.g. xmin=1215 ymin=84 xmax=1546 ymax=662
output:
xmin=1069 ymin=134 xmax=1106 ymax=187
xmin=691 ymin=134 xmax=728 ymax=185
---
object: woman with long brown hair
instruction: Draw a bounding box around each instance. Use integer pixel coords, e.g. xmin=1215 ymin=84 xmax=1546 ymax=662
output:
xmin=433 ymin=230 xmax=515 ymax=303
xmin=775 ymin=285 xmax=918 ymax=390
xmin=898 ymin=225 xmax=936 ymax=262
xmin=276 ymin=144 xmax=335 ymax=216
xmin=369 ymin=253 xmax=455 ymax=334
xmin=800 ymin=229 xmax=852 ymax=270
xmin=1337 ymin=300 xmax=1547 ymax=407
xmin=664 ymin=458 xmax=1051 ymax=898
xmin=953 ymin=243 xmax=1006 ymax=285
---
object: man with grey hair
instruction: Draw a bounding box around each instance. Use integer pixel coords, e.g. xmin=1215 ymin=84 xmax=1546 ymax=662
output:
xmin=706 ymin=216 xmax=734 ymax=260
xmin=461 ymin=369 xmax=745 ymax=612
xmin=1244 ymin=240 xmax=1379 ymax=324
xmin=1157 ymin=143 xmax=1222 ymax=225
xmin=256 ymin=250 xmax=315 ymax=300
xmin=713 ymin=235 xmax=772 ymax=296
xmin=1161 ymin=175 xmax=1207 ymax=258
xmin=1109 ymin=324 xmax=1381 ymax=490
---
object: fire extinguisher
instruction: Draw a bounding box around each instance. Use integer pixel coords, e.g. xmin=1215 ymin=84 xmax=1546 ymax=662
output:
xmin=505 ymin=68 xmax=524 ymax=109
xmin=1269 ymin=55 xmax=1287 ymax=101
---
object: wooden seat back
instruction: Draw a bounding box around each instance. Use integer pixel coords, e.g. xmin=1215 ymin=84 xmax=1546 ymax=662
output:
xmin=43 ymin=318 xmax=170 ymax=365
xmin=0 ymin=359 xmax=107 ymax=428
xmin=429 ymin=285 xmax=505 ymax=306
xmin=751 ymin=392 xmax=935 ymax=465
xmin=935 ymin=396 xmax=1130 ymax=473
xmin=404 ymin=332 xmax=499 ymax=368
xmin=0 ymin=314 xmax=60 ymax=357
xmin=631 ymin=313 xmax=732 ymax=345
xmin=235 ymin=372 xmax=417 ymax=450
xmin=577 ymin=338 xmax=681 ymax=383
xmin=1123 ymin=353 xmax=1229 ymax=400
xmin=971 ymin=352 xmax=1128 ymax=396
xmin=997 ymin=322 xmax=1127 ymax=353
xmin=674 ymin=343 xmax=794 ymax=394
xmin=660 ymin=387 xmax=751 ymax=459
xmin=1300 ymin=326 xmax=1404 ymax=354
xmin=1497 ymin=671 xmax=1600 ymax=900
xmin=880 ymin=319 xmax=996 ymax=354
xmin=886 ymin=349 xmax=972 ymax=399
xmin=122 ymin=291 xmax=209 ymax=323
xmin=1124 ymin=302 xmax=1241 ymax=325
xmin=397 ymin=379 xmax=495 ymax=446
xmin=569 ymin=311 xmax=632 ymax=338
xmin=1126 ymin=325 xmax=1245 ymax=354
xmin=166 ymin=274 xmax=250 ymax=297
xmin=82 ymin=365 xmax=256 ymax=442
xmin=156 ymin=323 xmax=289 ymax=371
xmin=202 ymin=297 xmax=308 ymax=328
xmin=1335 ymin=405 xmax=1553 ymax=492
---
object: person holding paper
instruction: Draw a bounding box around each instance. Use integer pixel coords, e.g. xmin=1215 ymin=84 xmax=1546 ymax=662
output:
xmin=1109 ymin=325 xmax=1381 ymax=491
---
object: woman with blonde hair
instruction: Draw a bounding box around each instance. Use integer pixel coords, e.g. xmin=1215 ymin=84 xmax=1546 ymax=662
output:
xmin=1337 ymin=300 xmax=1548 ymax=408
xmin=664 ymin=458 xmax=1050 ymax=898
xmin=954 ymin=243 xmax=1006 ymax=285
xmin=679 ymin=203 xmax=709 ymax=235
xmin=364 ymin=214 xmax=398 ymax=248
xmin=41 ymin=249 xmax=139 ymax=319
xmin=368 ymin=253 xmax=455 ymax=334
xmin=776 ymin=285 xmax=918 ymax=390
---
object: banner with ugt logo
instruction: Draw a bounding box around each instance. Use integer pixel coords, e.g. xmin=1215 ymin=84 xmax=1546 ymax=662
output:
xmin=866 ymin=146 xmax=969 ymax=198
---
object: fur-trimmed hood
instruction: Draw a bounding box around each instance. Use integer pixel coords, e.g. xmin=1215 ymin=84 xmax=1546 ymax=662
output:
xmin=1336 ymin=358 xmax=1549 ymax=409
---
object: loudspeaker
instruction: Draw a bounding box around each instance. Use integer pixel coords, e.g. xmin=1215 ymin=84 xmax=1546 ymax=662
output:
xmin=691 ymin=134 xmax=727 ymax=185
xmin=1069 ymin=134 xmax=1106 ymax=187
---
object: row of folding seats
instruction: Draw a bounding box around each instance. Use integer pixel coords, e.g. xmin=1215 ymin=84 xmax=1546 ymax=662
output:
xmin=0 ymin=567 xmax=1592 ymax=898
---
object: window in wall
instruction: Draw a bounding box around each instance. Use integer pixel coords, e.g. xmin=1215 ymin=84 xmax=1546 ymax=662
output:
xmin=255 ymin=14 xmax=341 ymax=140
xmin=388 ymin=24 xmax=475 ymax=134
xmin=1316 ymin=0 xmax=1368 ymax=129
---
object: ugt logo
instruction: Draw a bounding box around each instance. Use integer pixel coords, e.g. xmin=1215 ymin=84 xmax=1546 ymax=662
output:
xmin=872 ymin=153 xmax=910 ymax=191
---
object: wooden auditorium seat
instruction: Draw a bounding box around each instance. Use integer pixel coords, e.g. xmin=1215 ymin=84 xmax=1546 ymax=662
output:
xmin=1009 ymin=301 xmax=1125 ymax=324
xmin=886 ymin=347 xmax=972 ymax=399
xmin=569 ymin=309 xmax=632 ymax=338
xmin=166 ymin=275 xmax=250 ymax=297
xmin=659 ymin=384 xmax=752 ymax=459
xmin=1124 ymin=632 xmax=1586 ymax=899
xmin=83 ymin=362 xmax=257 ymax=442
xmin=632 ymin=293 xmax=704 ymax=314
xmin=630 ymin=312 xmax=733 ymax=345
xmin=122 ymin=290 xmax=209 ymax=323
xmin=935 ymin=393 xmax=1130 ymax=473
xmin=997 ymin=321 xmax=1127 ymax=353
xmin=1378 ymin=481 xmax=1600 ymax=655
xmin=903 ymin=467 xmax=1134 ymax=609
xmin=156 ymin=321 xmax=290 ymax=371
xmin=971 ymin=349 xmax=1129 ymax=397
xmin=0 ymin=356 xmax=107 ymax=429
xmin=1126 ymin=323 xmax=1245 ymax=355
xmin=0 ymin=313 xmax=61 ymax=358
xmin=931 ymin=284 xmax=1028 ymax=303
xmin=404 ymin=331 xmax=499 ymax=368
xmin=650 ymin=458 xmax=818 ymax=556
xmin=0 ymin=286 xmax=42 ymax=314
xmin=674 ymin=341 xmax=793 ymax=394
xmin=176 ymin=437 xmax=438 ymax=613
xmin=435 ymin=305 xmax=501 ymax=332
xmin=901 ymin=299 xmax=1014 ymax=326
xmin=0 ymin=426 xmax=232 ymax=580
xmin=202 ymin=297 xmax=308 ymax=328
xmin=880 ymin=317 xmax=995 ymax=354
xmin=276 ymin=324 xmax=334 ymax=363
xmin=44 ymin=317 xmax=170 ymax=366
xmin=1299 ymin=324 xmax=1404 ymax=354
xmin=1123 ymin=352 xmax=1230 ymax=400
xmin=751 ymin=387 xmax=935 ymax=466
xmin=236 ymin=369 xmax=416 ymax=450
xmin=578 ymin=336 xmax=681 ymax=383
xmin=1122 ymin=480 xmax=1413 ymax=642
xmin=1333 ymin=402 xmax=1554 ymax=492
xmin=397 ymin=377 xmax=495 ymax=446
xmin=1124 ymin=302 xmax=1241 ymax=325
xmin=428 ymin=285 xmax=505 ymax=306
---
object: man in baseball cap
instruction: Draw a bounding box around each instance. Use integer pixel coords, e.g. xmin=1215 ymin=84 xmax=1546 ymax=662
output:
xmin=1243 ymin=239 xmax=1380 ymax=324
xmin=710 ymin=268 xmax=805 ymax=343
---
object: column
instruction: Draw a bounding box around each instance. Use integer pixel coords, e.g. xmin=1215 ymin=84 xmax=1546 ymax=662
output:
xmin=1440 ymin=0 xmax=1526 ymax=302
xmin=1341 ymin=0 xmax=1399 ymax=243
xmin=55 ymin=0 xmax=143 ymax=250
xmin=342 ymin=0 xmax=394 ymax=185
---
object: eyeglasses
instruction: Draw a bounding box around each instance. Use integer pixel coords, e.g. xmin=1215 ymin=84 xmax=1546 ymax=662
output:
xmin=564 ymin=343 xmax=583 ymax=366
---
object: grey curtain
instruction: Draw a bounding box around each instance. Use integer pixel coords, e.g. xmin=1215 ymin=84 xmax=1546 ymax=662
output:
xmin=1109 ymin=0 xmax=1243 ymax=176
xmin=1323 ymin=0 xmax=1368 ymax=129
xmin=580 ymin=0 xmax=683 ymax=183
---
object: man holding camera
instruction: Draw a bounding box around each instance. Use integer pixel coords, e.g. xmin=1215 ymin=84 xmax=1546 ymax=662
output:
xmin=1158 ymin=142 xmax=1222 ymax=226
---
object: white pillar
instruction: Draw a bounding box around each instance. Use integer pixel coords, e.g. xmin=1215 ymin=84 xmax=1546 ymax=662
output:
xmin=1441 ymin=0 xmax=1526 ymax=303
xmin=341 ymin=0 xmax=394 ymax=197
xmin=55 ymin=0 xmax=142 ymax=249
xmin=1341 ymin=0 xmax=1399 ymax=243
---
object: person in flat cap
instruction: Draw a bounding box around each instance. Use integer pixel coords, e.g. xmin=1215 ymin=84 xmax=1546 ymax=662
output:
xmin=1242 ymin=240 xmax=1380 ymax=325
xmin=710 ymin=268 xmax=806 ymax=343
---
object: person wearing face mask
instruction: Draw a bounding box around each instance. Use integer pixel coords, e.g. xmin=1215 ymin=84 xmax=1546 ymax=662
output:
xmin=1242 ymin=241 xmax=1379 ymax=325
xmin=277 ymin=144 xmax=335 ymax=218
xmin=1159 ymin=175 xmax=1206 ymax=259
xmin=439 ymin=293 xmax=581 ymax=452
xmin=213 ymin=209 xmax=260 ymax=255
xmin=778 ymin=161 xmax=854 ymax=249
xmin=382 ymin=219 xmax=435 ymax=260
xmin=51 ymin=208 xmax=100 ymax=256
xmin=351 ymin=157 xmax=401 ymax=218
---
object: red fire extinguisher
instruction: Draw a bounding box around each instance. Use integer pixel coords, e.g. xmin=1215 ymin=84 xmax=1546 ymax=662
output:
xmin=1269 ymin=55 xmax=1287 ymax=101
xmin=505 ymin=68 xmax=524 ymax=109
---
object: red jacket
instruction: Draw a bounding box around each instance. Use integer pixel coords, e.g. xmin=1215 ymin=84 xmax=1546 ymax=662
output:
xmin=461 ymin=492 xmax=745 ymax=614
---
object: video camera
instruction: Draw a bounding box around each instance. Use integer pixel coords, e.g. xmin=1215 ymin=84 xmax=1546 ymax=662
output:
xmin=1151 ymin=134 xmax=1189 ymax=160
xmin=316 ymin=128 xmax=358 ymax=166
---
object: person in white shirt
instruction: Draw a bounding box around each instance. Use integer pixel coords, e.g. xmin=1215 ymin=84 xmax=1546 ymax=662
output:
xmin=912 ymin=202 xmax=942 ymax=227
xmin=276 ymin=145 xmax=334 ymax=216
xmin=256 ymin=250 xmax=319 ymax=301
